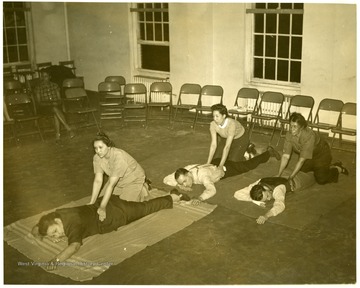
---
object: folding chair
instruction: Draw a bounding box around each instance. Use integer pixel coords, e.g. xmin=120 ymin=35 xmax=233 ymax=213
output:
xmin=123 ymin=83 xmax=147 ymax=126
xmin=308 ymin=98 xmax=344 ymax=134
xmin=276 ymin=95 xmax=315 ymax=146
xmin=193 ymin=85 xmax=224 ymax=130
xmin=228 ymin=87 xmax=259 ymax=126
xmin=4 ymin=80 xmax=43 ymax=142
xmin=63 ymin=78 xmax=100 ymax=131
xmin=330 ymin=102 xmax=356 ymax=152
xmin=147 ymin=82 xmax=173 ymax=125
xmin=104 ymin=76 xmax=128 ymax=102
xmin=249 ymin=91 xmax=284 ymax=144
xmin=98 ymin=81 xmax=124 ymax=126
xmin=59 ymin=60 xmax=76 ymax=75
xmin=172 ymin=83 xmax=201 ymax=126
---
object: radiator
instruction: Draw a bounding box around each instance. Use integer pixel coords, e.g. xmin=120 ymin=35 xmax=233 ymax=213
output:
xmin=132 ymin=75 xmax=169 ymax=103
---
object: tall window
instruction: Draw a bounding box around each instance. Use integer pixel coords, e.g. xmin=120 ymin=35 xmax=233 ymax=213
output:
xmin=131 ymin=3 xmax=170 ymax=73
xmin=248 ymin=3 xmax=303 ymax=84
xmin=3 ymin=2 xmax=30 ymax=64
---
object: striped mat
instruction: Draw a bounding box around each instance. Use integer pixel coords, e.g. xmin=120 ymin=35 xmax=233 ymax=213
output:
xmin=4 ymin=190 xmax=217 ymax=282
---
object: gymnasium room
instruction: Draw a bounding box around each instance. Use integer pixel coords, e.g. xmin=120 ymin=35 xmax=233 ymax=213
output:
xmin=3 ymin=2 xmax=356 ymax=284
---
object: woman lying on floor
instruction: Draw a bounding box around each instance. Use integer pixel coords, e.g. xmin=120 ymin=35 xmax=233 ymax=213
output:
xmin=31 ymin=190 xmax=189 ymax=270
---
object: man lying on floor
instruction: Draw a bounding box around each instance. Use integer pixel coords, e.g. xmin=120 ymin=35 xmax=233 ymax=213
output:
xmin=233 ymin=171 xmax=315 ymax=224
xmin=163 ymin=146 xmax=281 ymax=205
xmin=31 ymin=190 xmax=189 ymax=271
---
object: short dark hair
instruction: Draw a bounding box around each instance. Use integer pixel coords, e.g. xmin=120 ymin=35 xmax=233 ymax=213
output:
xmin=38 ymin=212 xmax=61 ymax=236
xmin=174 ymin=168 xmax=189 ymax=180
xmin=211 ymin=103 xmax=228 ymax=117
xmin=289 ymin=112 xmax=307 ymax=128
xmin=250 ymin=184 xmax=265 ymax=201
xmin=92 ymin=131 xmax=115 ymax=147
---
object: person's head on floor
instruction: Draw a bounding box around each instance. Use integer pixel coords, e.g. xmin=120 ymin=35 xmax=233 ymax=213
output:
xmin=250 ymin=184 xmax=272 ymax=202
xmin=289 ymin=112 xmax=307 ymax=137
xmin=38 ymin=212 xmax=66 ymax=240
xmin=93 ymin=132 xmax=115 ymax=158
xmin=211 ymin=103 xmax=228 ymax=126
xmin=175 ymin=168 xmax=193 ymax=187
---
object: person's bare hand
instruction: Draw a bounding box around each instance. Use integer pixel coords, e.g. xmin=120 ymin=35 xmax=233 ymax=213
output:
xmin=97 ymin=207 xmax=106 ymax=221
xmin=256 ymin=215 xmax=268 ymax=224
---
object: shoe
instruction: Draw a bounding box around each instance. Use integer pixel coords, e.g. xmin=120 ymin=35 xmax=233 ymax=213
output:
xmin=246 ymin=143 xmax=257 ymax=156
xmin=145 ymin=178 xmax=153 ymax=191
xmin=332 ymin=161 xmax=349 ymax=176
xmin=267 ymin=146 xmax=281 ymax=161
xmin=170 ymin=188 xmax=191 ymax=201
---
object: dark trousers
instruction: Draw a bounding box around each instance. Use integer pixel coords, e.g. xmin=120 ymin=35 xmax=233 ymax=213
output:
xmin=211 ymin=150 xmax=271 ymax=179
xmin=300 ymin=139 xmax=339 ymax=184
xmin=98 ymin=195 xmax=173 ymax=234
xmin=213 ymin=129 xmax=250 ymax=162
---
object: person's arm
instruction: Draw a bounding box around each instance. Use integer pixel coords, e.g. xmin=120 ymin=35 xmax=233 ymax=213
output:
xmin=277 ymin=153 xmax=291 ymax=177
xmin=256 ymin=185 xmax=286 ymax=224
xmin=218 ymin=134 xmax=235 ymax=169
xmin=233 ymin=179 xmax=265 ymax=207
xmin=89 ymin=172 xmax=103 ymax=204
xmin=288 ymin=157 xmax=306 ymax=180
xmin=191 ymin=176 xmax=216 ymax=205
xmin=31 ymin=224 xmax=43 ymax=240
xmin=206 ymin=127 xmax=218 ymax=164
xmin=46 ymin=242 xmax=81 ymax=271
xmin=97 ymin=176 xmax=120 ymax=221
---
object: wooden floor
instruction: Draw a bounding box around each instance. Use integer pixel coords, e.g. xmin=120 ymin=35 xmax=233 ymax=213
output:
xmin=3 ymin=113 xmax=357 ymax=284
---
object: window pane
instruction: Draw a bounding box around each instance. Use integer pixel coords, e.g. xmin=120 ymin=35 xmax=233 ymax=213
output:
xmin=4 ymin=47 xmax=9 ymax=63
xmin=266 ymin=14 xmax=277 ymax=33
xmin=3 ymin=2 xmax=13 ymax=8
xmin=294 ymin=3 xmax=304 ymax=9
xmin=19 ymin=45 xmax=29 ymax=61
xmin=145 ymin=3 xmax=153 ymax=9
xmin=141 ymin=44 xmax=170 ymax=72
xmin=137 ymin=3 xmax=144 ymax=9
xmin=277 ymin=60 xmax=289 ymax=81
xmin=8 ymin=46 xmax=18 ymax=62
xmin=154 ymin=12 xmax=161 ymax=22
xmin=280 ymin=3 xmax=292 ymax=9
xmin=255 ymin=3 xmax=266 ymax=9
xmin=139 ymin=11 xmax=144 ymax=21
xmin=291 ymin=37 xmax=302 ymax=59
xmin=265 ymin=58 xmax=275 ymax=80
xmin=6 ymin=28 xmax=17 ymax=45
xmin=290 ymin=61 xmax=301 ymax=82
xmin=163 ymin=12 xmax=169 ymax=22
xmin=292 ymin=14 xmax=303 ymax=35
xmin=279 ymin=14 xmax=290 ymax=34
xmin=265 ymin=35 xmax=276 ymax=57
xmin=145 ymin=12 xmax=153 ymax=21
xmin=4 ymin=13 xmax=15 ymax=27
xmin=254 ymin=14 xmax=264 ymax=33
xmin=154 ymin=3 xmax=161 ymax=9
xmin=155 ymin=23 xmax=162 ymax=41
xmin=254 ymin=58 xmax=263 ymax=78
xmin=164 ymin=24 xmax=169 ymax=41
xmin=254 ymin=35 xmax=263 ymax=56
xmin=140 ymin=23 xmax=145 ymax=40
xmin=163 ymin=3 xmax=168 ymax=9
xmin=278 ymin=36 xmax=289 ymax=58
xmin=17 ymin=28 xmax=27 ymax=44
xmin=267 ymin=3 xmax=279 ymax=9
xmin=13 ymin=2 xmax=24 ymax=8
xmin=15 ymin=11 xmax=26 ymax=26
xmin=146 ymin=23 xmax=153 ymax=40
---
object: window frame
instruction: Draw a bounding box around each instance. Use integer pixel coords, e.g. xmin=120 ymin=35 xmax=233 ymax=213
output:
xmin=245 ymin=3 xmax=303 ymax=91
xmin=129 ymin=3 xmax=170 ymax=78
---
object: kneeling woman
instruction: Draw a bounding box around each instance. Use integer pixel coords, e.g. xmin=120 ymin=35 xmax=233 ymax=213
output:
xmin=89 ymin=132 xmax=150 ymax=220
xmin=206 ymin=104 xmax=250 ymax=171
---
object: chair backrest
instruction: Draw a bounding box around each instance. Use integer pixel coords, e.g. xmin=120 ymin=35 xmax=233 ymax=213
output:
xmin=4 ymin=79 xmax=23 ymax=93
xmin=257 ymin=91 xmax=284 ymax=116
xmin=124 ymin=83 xmax=147 ymax=103
xmin=285 ymin=95 xmax=315 ymax=121
xmin=63 ymin=78 xmax=87 ymax=99
xmin=313 ymin=98 xmax=344 ymax=125
xmin=105 ymin=76 xmax=126 ymax=86
xmin=199 ymin=85 xmax=224 ymax=107
xmin=234 ymin=87 xmax=259 ymax=111
xmin=341 ymin=102 xmax=357 ymax=116
xmin=63 ymin=77 xmax=84 ymax=88
xmin=36 ymin=62 xmax=52 ymax=71
xmin=98 ymin=81 xmax=121 ymax=92
xmin=177 ymin=83 xmax=201 ymax=105
xmin=149 ymin=82 xmax=172 ymax=103
xmin=336 ymin=102 xmax=356 ymax=130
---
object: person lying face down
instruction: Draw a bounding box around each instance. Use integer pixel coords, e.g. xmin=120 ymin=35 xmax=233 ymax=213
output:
xmin=163 ymin=146 xmax=281 ymax=205
xmin=31 ymin=191 xmax=187 ymax=271
xmin=233 ymin=172 xmax=316 ymax=225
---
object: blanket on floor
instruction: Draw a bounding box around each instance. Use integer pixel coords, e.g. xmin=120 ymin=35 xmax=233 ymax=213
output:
xmin=4 ymin=189 xmax=217 ymax=282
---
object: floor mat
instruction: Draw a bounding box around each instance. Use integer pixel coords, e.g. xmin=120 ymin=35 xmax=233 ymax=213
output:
xmin=3 ymin=189 xmax=217 ymax=282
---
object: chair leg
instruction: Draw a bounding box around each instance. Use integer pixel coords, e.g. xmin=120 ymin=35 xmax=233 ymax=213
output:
xmin=192 ymin=111 xmax=199 ymax=130
xmin=91 ymin=112 xmax=101 ymax=132
xmin=331 ymin=133 xmax=336 ymax=149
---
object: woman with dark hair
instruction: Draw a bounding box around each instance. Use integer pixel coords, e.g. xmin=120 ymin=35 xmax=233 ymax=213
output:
xmin=277 ymin=112 xmax=348 ymax=184
xmin=89 ymin=132 xmax=151 ymax=221
xmin=206 ymin=103 xmax=255 ymax=172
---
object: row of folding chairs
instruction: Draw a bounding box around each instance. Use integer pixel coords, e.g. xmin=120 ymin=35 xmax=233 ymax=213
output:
xmin=4 ymin=76 xmax=100 ymax=143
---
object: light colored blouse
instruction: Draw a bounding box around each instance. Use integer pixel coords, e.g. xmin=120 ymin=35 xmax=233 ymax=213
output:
xmin=210 ymin=117 xmax=245 ymax=139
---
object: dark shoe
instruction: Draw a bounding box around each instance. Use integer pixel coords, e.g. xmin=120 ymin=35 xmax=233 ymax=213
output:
xmin=332 ymin=161 xmax=349 ymax=176
xmin=246 ymin=143 xmax=257 ymax=156
xmin=145 ymin=178 xmax=153 ymax=190
xmin=267 ymin=146 xmax=281 ymax=160
xmin=170 ymin=188 xmax=191 ymax=201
